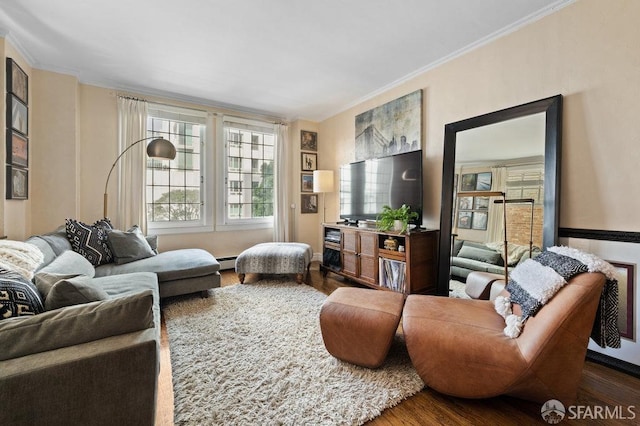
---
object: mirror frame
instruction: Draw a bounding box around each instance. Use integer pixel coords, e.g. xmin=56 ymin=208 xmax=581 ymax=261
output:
xmin=437 ymin=95 xmax=563 ymax=296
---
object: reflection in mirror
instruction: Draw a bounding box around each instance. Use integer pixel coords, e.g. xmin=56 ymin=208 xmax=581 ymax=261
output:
xmin=437 ymin=96 xmax=562 ymax=296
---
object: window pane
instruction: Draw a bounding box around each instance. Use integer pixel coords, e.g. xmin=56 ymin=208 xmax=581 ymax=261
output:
xmin=146 ymin=107 xmax=204 ymax=224
xmin=224 ymin=119 xmax=275 ymax=222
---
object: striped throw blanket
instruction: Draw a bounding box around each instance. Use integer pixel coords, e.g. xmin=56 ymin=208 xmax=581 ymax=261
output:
xmin=494 ymin=246 xmax=621 ymax=348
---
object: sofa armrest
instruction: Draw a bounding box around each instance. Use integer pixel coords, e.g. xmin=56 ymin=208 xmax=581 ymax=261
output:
xmin=0 ymin=329 xmax=158 ymax=426
xmin=0 ymin=290 xmax=154 ymax=361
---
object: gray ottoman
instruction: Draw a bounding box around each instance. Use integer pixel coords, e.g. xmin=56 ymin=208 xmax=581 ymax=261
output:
xmin=235 ymin=242 xmax=313 ymax=284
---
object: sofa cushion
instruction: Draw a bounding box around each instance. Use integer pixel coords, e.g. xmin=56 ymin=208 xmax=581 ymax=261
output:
xmin=0 ymin=289 xmax=155 ymax=361
xmin=0 ymin=270 xmax=44 ymax=319
xmin=36 ymin=250 xmax=95 ymax=278
xmin=44 ymin=276 xmax=109 ymax=311
xmin=95 ymin=249 xmax=220 ymax=283
xmin=65 ymin=218 xmax=114 ymax=266
xmin=34 ymin=272 xmax=82 ymax=300
xmin=107 ymin=226 xmax=156 ymax=265
xmin=457 ymin=246 xmax=502 ymax=265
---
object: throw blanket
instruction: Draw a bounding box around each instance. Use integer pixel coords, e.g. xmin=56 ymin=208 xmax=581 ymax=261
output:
xmin=494 ymin=246 xmax=620 ymax=348
xmin=0 ymin=240 xmax=44 ymax=280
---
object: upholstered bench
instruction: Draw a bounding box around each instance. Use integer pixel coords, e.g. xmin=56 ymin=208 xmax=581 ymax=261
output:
xmin=319 ymin=287 xmax=405 ymax=368
xmin=235 ymin=242 xmax=313 ymax=284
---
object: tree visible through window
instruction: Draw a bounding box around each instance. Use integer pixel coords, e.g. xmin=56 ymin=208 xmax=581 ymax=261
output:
xmin=224 ymin=119 xmax=275 ymax=222
xmin=146 ymin=106 xmax=205 ymax=224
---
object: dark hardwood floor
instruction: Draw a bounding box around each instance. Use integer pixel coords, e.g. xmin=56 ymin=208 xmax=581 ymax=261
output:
xmin=156 ymin=263 xmax=640 ymax=425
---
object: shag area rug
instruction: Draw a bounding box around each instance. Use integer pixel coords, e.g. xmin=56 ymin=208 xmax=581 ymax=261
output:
xmin=449 ymin=280 xmax=471 ymax=299
xmin=163 ymin=279 xmax=424 ymax=425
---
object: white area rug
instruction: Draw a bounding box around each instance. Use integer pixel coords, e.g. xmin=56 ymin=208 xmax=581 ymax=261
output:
xmin=163 ymin=280 xmax=424 ymax=425
xmin=449 ymin=280 xmax=471 ymax=299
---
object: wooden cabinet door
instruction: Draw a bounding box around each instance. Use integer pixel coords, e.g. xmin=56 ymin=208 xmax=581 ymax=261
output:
xmin=358 ymin=232 xmax=378 ymax=284
xmin=341 ymin=229 xmax=358 ymax=277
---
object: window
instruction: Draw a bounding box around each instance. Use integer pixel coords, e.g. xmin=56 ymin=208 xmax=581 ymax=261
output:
xmin=222 ymin=117 xmax=275 ymax=225
xmin=146 ymin=104 xmax=208 ymax=230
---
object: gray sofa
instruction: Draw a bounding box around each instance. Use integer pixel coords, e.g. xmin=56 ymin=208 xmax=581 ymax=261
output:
xmin=0 ymin=227 xmax=221 ymax=425
xmin=28 ymin=226 xmax=222 ymax=298
xmin=450 ymin=239 xmax=538 ymax=281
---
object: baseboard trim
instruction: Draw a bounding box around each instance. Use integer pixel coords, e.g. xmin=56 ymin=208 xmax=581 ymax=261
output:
xmin=586 ymin=350 xmax=640 ymax=379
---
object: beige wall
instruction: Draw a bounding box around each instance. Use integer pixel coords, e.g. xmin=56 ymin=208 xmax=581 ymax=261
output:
xmin=320 ymin=0 xmax=640 ymax=235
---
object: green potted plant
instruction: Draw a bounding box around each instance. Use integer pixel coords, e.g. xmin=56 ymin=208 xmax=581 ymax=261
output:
xmin=376 ymin=204 xmax=419 ymax=234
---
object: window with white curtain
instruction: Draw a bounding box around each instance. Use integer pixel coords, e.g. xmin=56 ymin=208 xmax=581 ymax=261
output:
xmin=146 ymin=104 xmax=209 ymax=231
xmin=221 ymin=117 xmax=275 ymax=226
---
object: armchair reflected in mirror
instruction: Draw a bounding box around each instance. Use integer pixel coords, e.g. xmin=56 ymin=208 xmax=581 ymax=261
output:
xmin=437 ymin=95 xmax=562 ymax=296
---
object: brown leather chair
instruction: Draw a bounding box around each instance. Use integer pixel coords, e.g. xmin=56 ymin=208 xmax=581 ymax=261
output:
xmin=402 ymin=272 xmax=606 ymax=406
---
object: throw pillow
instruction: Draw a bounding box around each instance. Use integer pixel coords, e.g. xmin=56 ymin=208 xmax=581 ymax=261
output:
xmin=106 ymin=225 xmax=157 ymax=265
xmin=456 ymin=246 xmax=502 ymax=265
xmin=44 ymin=275 xmax=109 ymax=311
xmin=36 ymin=250 xmax=96 ymax=278
xmin=34 ymin=271 xmax=82 ymax=301
xmin=145 ymin=234 xmax=159 ymax=254
xmin=0 ymin=269 xmax=44 ymax=319
xmin=65 ymin=218 xmax=114 ymax=266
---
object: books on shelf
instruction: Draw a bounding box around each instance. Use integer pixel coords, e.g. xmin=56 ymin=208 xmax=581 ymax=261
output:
xmin=379 ymin=257 xmax=406 ymax=293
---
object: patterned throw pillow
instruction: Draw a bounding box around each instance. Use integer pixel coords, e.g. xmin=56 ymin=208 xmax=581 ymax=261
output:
xmin=65 ymin=218 xmax=114 ymax=266
xmin=0 ymin=269 xmax=45 ymax=319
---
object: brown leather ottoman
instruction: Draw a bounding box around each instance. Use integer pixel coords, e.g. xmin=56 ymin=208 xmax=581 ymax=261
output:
xmin=319 ymin=287 xmax=405 ymax=368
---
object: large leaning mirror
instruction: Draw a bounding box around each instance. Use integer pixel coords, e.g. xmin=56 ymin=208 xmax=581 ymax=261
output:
xmin=437 ymin=95 xmax=562 ymax=296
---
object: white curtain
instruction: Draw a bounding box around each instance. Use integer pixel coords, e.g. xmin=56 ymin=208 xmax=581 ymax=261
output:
xmin=116 ymin=97 xmax=148 ymax=232
xmin=273 ymin=123 xmax=290 ymax=242
xmin=487 ymin=166 xmax=507 ymax=243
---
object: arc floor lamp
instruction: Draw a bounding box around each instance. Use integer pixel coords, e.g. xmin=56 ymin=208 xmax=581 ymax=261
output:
xmin=103 ymin=136 xmax=176 ymax=218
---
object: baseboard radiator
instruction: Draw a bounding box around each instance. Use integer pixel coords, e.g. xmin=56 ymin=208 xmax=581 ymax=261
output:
xmin=217 ymin=256 xmax=237 ymax=271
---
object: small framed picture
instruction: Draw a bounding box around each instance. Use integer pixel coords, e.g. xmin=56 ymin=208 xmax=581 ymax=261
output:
xmin=301 ymin=130 xmax=317 ymax=151
xmin=8 ymin=94 xmax=28 ymax=136
xmin=7 ymin=58 xmax=28 ymax=103
xmin=457 ymin=211 xmax=472 ymax=229
xmin=6 ymin=130 xmax=28 ymax=167
xmin=472 ymin=212 xmax=488 ymax=230
xmin=476 ymin=172 xmax=492 ymax=191
xmin=301 ymin=152 xmax=317 ymax=171
xmin=6 ymin=166 xmax=28 ymax=200
xmin=301 ymin=173 xmax=314 ymax=192
xmin=474 ymin=196 xmax=489 ymax=210
xmin=458 ymin=196 xmax=473 ymax=210
xmin=461 ymin=173 xmax=477 ymax=191
xmin=301 ymin=194 xmax=318 ymax=214
xmin=610 ymin=261 xmax=635 ymax=340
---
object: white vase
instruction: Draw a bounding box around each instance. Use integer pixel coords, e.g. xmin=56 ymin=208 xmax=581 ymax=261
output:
xmin=393 ymin=220 xmax=404 ymax=232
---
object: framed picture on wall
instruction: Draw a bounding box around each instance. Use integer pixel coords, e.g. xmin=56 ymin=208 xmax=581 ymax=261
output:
xmin=301 ymin=173 xmax=314 ymax=192
xmin=476 ymin=172 xmax=492 ymax=191
xmin=472 ymin=212 xmax=488 ymax=230
xmin=301 ymin=194 xmax=318 ymax=214
xmin=6 ymin=166 xmax=28 ymax=200
xmin=301 ymin=130 xmax=317 ymax=151
xmin=6 ymin=130 xmax=28 ymax=167
xmin=461 ymin=174 xmax=477 ymax=191
xmin=610 ymin=261 xmax=635 ymax=340
xmin=301 ymin=152 xmax=317 ymax=171
xmin=457 ymin=211 xmax=472 ymax=229
xmin=8 ymin=94 xmax=28 ymax=136
xmin=7 ymin=58 xmax=28 ymax=103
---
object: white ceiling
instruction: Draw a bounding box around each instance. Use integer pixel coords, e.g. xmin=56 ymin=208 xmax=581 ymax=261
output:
xmin=0 ymin=0 xmax=571 ymax=121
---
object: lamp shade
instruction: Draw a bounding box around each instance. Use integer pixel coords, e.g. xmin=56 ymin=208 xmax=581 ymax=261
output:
xmin=146 ymin=138 xmax=177 ymax=160
xmin=313 ymin=170 xmax=334 ymax=193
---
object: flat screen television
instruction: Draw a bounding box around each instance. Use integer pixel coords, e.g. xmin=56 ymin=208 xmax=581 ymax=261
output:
xmin=339 ymin=150 xmax=423 ymax=226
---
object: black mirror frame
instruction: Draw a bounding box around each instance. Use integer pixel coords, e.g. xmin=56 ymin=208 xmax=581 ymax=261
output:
xmin=436 ymin=95 xmax=563 ymax=296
